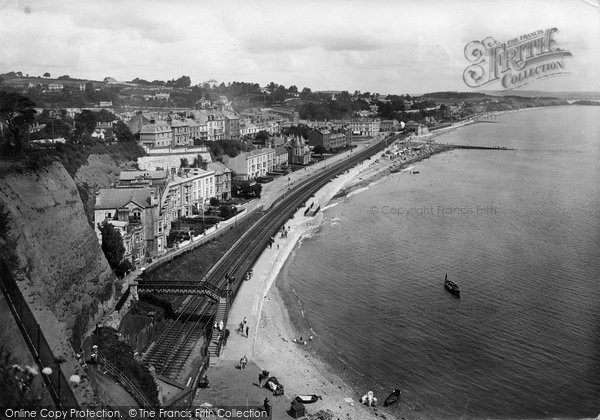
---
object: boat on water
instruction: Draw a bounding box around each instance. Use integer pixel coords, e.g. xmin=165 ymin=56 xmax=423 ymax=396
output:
xmin=383 ymin=389 xmax=401 ymax=407
xmin=295 ymin=395 xmax=321 ymax=404
xmin=444 ymin=273 xmax=460 ymax=297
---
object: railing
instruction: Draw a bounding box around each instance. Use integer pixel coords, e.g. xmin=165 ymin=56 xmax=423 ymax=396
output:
xmin=0 ymin=261 xmax=80 ymax=409
xmin=97 ymin=353 xmax=154 ymax=410
xmin=135 ymin=281 xmax=227 ymax=300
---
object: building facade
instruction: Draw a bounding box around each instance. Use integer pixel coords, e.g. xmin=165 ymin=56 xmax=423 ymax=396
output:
xmin=171 ymin=120 xmax=193 ymax=147
xmin=307 ymin=128 xmax=351 ymax=150
xmin=139 ymin=121 xmax=173 ymax=149
xmin=287 ymin=135 xmax=311 ymax=165
xmin=206 ymin=162 xmax=232 ymax=201
xmin=94 ymin=187 xmax=162 ymax=263
xmin=223 ymin=148 xmax=275 ymax=180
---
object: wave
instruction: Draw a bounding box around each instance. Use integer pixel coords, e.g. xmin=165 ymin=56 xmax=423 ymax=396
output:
xmin=323 ymin=201 xmax=342 ymax=211
xmin=346 ymin=185 xmax=370 ymax=198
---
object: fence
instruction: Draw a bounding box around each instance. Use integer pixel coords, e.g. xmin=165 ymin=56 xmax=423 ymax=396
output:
xmin=143 ymin=206 xmax=264 ymax=275
xmin=0 ymin=261 xmax=80 ymax=409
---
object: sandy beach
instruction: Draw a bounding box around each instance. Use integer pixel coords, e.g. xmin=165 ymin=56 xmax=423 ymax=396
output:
xmin=195 ymin=137 xmax=443 ymax=419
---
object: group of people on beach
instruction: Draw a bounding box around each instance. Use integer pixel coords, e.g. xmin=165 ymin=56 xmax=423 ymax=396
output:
xmin=292 ymin=335 xmax=313 ymax=345
xmin=237 ymin=316 xmax=249 ymax=337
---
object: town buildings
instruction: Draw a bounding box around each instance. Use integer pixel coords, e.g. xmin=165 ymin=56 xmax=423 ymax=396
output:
xmin=139 ymin=121 xmax=173 ymax=149
xmin=307 ymin=127 xmax=351 ymax=150
xmin=161 ymin=168 xmax=216 ymax=221
xmin=94 ymin=187 xmax=162 ymax=263
xmin=223 ymin=148 xmax=275 ymax=180
xmin=379 ymin=120 xmax=399 ymax=132
xmin=346 ymin=119 xmax=381 ymax=137
xmin=171 ymin=120 xmax=193 ymax=147
xmin=274 ymin=146 xmax=289 ymax=169
xmin=205 ymin=162 xmax=232 ymax=201
xmin=404 ymin=120 xmax=430 ymax=136
xmin=94 ymin=166 xmax=218 ymax=265
xmin=286 ymin=134 xmax=311 ymax=165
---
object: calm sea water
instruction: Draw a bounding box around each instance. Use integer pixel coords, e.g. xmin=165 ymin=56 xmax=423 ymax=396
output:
xmin=278 ymin=106 xmax=600 ymax=418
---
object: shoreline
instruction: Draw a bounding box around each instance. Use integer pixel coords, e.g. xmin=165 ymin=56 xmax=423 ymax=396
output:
xmin=215 ymin=136 xmax=452 ymax=419
xmin=216 ymin=156 xmax=412 ymax=419
xmin=211 ymin=113 xmax=516 ymax=417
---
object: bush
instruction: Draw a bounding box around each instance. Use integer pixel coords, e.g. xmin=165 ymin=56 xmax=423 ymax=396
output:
xmin=209 ymin=197 xmax=220 ymax=206
xmin=219 ymin=205 xmax=237 ymax=219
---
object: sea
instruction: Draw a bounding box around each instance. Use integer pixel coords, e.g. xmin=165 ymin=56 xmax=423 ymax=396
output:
xmin=276 ymin=106 xmax=600 ymax=418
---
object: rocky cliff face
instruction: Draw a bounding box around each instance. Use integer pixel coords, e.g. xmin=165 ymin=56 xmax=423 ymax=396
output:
xmin=0 ymin=161 xmax=115 ymax=345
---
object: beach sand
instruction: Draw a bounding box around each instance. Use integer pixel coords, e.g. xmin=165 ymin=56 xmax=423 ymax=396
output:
xmin=199 ymin=139 xmax=438 ymax=419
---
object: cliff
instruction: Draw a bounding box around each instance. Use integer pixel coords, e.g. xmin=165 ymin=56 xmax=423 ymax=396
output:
xmin=0 ymin=161 xmax=115 ymax=345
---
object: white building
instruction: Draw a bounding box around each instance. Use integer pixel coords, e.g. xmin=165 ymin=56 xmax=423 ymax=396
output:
xmin=223 ymin=148 xmax=275 ymax=180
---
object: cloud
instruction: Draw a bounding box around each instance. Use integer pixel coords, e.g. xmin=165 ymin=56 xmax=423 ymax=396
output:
xmin=0 ymin=0 xmax=598 ymax=93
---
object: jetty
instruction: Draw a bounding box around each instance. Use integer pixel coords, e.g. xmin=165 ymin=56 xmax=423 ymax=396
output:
xmin=440 ymin=144 xmax=514 ymax=151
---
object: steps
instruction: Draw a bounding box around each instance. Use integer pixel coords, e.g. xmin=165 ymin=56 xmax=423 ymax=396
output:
xmin=207 ymin=298 xmax=228 ymax=357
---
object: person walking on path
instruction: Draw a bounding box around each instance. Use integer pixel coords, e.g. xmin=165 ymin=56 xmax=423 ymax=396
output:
xmin=240 ymin=355 xmax=248 ymax=369
xmin=245 ymin=325 xmax=249 ymax=338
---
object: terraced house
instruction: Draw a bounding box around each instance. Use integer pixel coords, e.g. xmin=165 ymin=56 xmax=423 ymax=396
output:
xmin=206 ymin=162 xmax=232 ymax=201
xmin=171 ymin=120 xmax=193 ymax=146
xmin=160 ymin=168 xmax=216 ymax=222
xmin=223 ymin=148 xmax=275 ymax=180
xmin=139 ymin=121 xmax=173 ymax=149
xmin=307 ymin=127 xmax=351 ymax=150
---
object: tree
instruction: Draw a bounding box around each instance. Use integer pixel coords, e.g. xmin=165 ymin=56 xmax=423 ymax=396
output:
xmin=74 ymin=110 xmax=98 ymax=134
xmin=57 ymin=75 xmax=71 ymax=80
xmin=251 ymin=183 xmax=262 ymax=198
xmin=99 ymin=220 xmax=125 ymax=273
xmin=0 ymin=91 xmax=37 ymax=156
xmin=180 ymin=158 xmax=189 ymax=168
xmin=313 ymin=144 xmax=326 ymax=157
xmin=288 ymin=85 xmax=298 ymax=95
xmin=219 ymin=205 xmax=237 ymax=219
xmin=113 ymin=121 xmax=135 ymax=142
xmin=192 ymin=155 xmax=204 ymax=167
xmin=300 ymin=87 xmax=312 ymax=99
xmin=254 ymin=130 xmax=270 ymax=144
xmin=43 ymin=72 xmax=51 ymax=78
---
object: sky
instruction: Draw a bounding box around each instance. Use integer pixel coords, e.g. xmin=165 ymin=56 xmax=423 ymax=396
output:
xmin=0 ymin=0 xmax=599 ymax=94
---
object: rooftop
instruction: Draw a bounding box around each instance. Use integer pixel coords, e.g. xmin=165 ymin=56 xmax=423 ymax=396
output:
xmin=95 ymin=187 xmax=153 ymax=210
xmin=140 ymin=121 xmax=171 ymax=134
xmin=207 ymin=161 xmax=232 ymax=174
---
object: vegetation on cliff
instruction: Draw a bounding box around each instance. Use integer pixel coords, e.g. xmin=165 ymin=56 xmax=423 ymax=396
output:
xmin=96 ymin=327 xmax=160 ymax=405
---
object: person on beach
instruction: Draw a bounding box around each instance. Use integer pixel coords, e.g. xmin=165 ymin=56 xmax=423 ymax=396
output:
xmin=263 ymin=397 xmax=271 ymax=415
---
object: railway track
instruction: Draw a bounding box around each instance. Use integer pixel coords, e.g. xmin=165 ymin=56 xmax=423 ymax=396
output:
xmin=143 ymin=134 xmax=398 ymax=379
